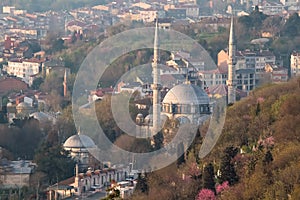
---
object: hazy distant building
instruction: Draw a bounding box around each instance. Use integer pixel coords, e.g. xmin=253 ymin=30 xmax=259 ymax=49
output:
xmin=167 ymin=9 xmax=186 ymax=19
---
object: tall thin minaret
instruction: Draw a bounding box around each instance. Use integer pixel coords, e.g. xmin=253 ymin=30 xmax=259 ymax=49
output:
xmin=152 ymin=18 xmax=162 ymax=134
xmin=63 ymin=69 xmax=67 ymax=97
xmin=227 ymin=16 xmax=236 ymax=105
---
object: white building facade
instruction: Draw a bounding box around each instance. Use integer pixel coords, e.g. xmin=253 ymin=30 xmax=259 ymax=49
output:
xmin=5 ymin=59 xmax=42 ymax=85
xmin=291 ymin=52 xmax=300 ymax=77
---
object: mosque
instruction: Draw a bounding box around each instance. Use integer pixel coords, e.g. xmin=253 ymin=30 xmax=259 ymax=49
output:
xmin=58 ymin=15 xmax=237 ymax=197
xmin=63 ymin=129 xmax=97 ymax=170
xmin=136 ymin=16 xmax=238 ymax=138
xmin=135 ymin=19 xmax=213 ymax=138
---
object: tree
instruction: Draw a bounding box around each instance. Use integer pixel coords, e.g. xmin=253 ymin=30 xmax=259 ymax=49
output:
xmin=52 ymin=38 xmax=66 ymax=53
xmin=31 ymin=77 xmax=44 ymax=90
xmin=262 ymin=16 xmax=283 ymax=38
xmin=216 ymin=181 xmax=229 ymax=194
xmin=153 ymin=131 xmax=164 ymax=151
xmin=34 ymin=141 xmax=75 ymax=184
xmin=196 ymin=188 xmax=216 ymax=200
xmin=0 ymin=118 xmax=42 ymax=159
xmin=263 ymin=150 xmax=273 ymax=165
xmin=282 ymin=13 xmax=300 ymax=37
xmin=177 ymin=142 xmax=185 ymax=167
xmin=135 ymin=173 xmax=148 ymax=193
xmin=203 ymin=163 xmax=216 ymax=193
xmin=219 ymin=146 xmax=239 ymax=185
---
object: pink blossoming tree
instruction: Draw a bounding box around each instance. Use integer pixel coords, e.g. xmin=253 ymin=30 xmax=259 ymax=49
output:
xmin=196 ymin=189 xmax=216 ymax=200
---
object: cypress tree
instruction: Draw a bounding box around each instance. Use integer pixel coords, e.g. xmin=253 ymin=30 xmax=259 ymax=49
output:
xmin=219 ymin=146 xmax=239 ymax=185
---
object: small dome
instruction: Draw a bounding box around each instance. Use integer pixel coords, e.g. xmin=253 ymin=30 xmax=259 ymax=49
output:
xmin=163 ymin=84 xmax=209 ymax=105
xmin=63 ymin=131 xmax=96 ymax=149
xmin=30 ymin=112 xmax=50 ymax=122
xmin=136 ymin=113 xmax=144 ymax=118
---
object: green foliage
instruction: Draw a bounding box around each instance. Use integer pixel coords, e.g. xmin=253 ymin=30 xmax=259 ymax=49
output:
xmin=213 ymin=79 xmax=300 ymax=199
xmin=0 ymin=118 xmax=42 ymax=159
xmin=282 ymin=13 xmax=300 ymax=37
xmin=135 ymin=173 xmax=148 ymax=194
xmin=270 ymin=94 xmax=288 ymax=120
xmin=31 ymin=77 xmax=44 ymax=90
xmin=54 ymin=38 xmax=66 ymax=51
xmin=95 ymin=96 xmax=121 ymax=142
xmin=262 ymin=150 xmax=273 ymax=165
xmin=203 ymin=163 xmax=216 ymax=193
xmin=153 ymin=131 xmax=164 ymax=151
xmin=219 ymin=146 xmax=239 ymax=185
xmin=34 ymin=141 xmax=75 ymax=184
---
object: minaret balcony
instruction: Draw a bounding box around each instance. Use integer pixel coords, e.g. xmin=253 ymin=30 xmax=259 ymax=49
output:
xmin=151 ymin=83 xmax=162 ymax=90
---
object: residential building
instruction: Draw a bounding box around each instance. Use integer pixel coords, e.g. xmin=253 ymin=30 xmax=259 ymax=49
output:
xmin=0 ymin=159 xmax=37 ymax=188
xmin=167 ymin=9 xmax=186 ymax=19
xmin=198 ymin=69 xmax=226 ymax=88
xmin=236 ymin=69 xmax=256 ymax=91
xmin=182 ymin=5 xmax=200 ymax=18
xmin=4 ymin=58 xmax=44 ymax=85
xmin=257 ymin=2 xmax=285 ymax=15
xmin=280 ymin=0 xmax=299 ymax=6
xmin=265 ymin=64 xmax=289 ymax=83
xmin=218 ymin=50 xmax=276 ymax=72
xmin=291 ymin=52 xmax=300 ymax=77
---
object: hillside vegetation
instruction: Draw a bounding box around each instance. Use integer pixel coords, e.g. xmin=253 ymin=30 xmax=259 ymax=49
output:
xmin=207 ymin=78 xmax=300 ymax=199
xmin=131 ymin=78 xmax=300 ymax=200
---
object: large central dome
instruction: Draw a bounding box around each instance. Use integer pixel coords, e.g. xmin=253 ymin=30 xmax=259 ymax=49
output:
xmin=163 ymin=84 xmax=209 ymax=105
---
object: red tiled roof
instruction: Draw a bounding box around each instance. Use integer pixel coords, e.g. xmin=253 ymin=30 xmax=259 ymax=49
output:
xmin=58 ymin=176 xmax=75 ymax=186
xmin=208 ymin=84 xmax=247 ymax=98
xmin=0 ymin=77 xmax=28 ymax=95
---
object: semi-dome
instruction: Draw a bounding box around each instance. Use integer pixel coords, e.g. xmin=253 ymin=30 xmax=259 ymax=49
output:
xmin=163 ymin=84 xmax=209 ymax=105
xmin=63 ymin=131 xmax=96 ymax=149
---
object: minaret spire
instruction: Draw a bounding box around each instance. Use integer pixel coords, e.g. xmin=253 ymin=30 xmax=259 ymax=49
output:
xmin=227 ymin=15 xmax=236 ymax=105
xmin=63 ymin=69 xmax=68 ymax=97
xmin=152 ymin=15 xmax=162 ymax=135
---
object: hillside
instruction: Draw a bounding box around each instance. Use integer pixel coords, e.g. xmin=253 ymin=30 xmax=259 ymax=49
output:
xmin=205 ymin=78 xmax=300 ymax=199
xmin=131 ymin=78 xmax=300 ymax=200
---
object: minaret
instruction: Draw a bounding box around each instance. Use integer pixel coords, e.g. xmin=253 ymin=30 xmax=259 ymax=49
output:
xmin=227 ymin=16 xmax=236 ymax=105
xmin=152 ymin=18 xmax=162 ymax=134
xmin=63 ymin=69 xmax=67 ymax=97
